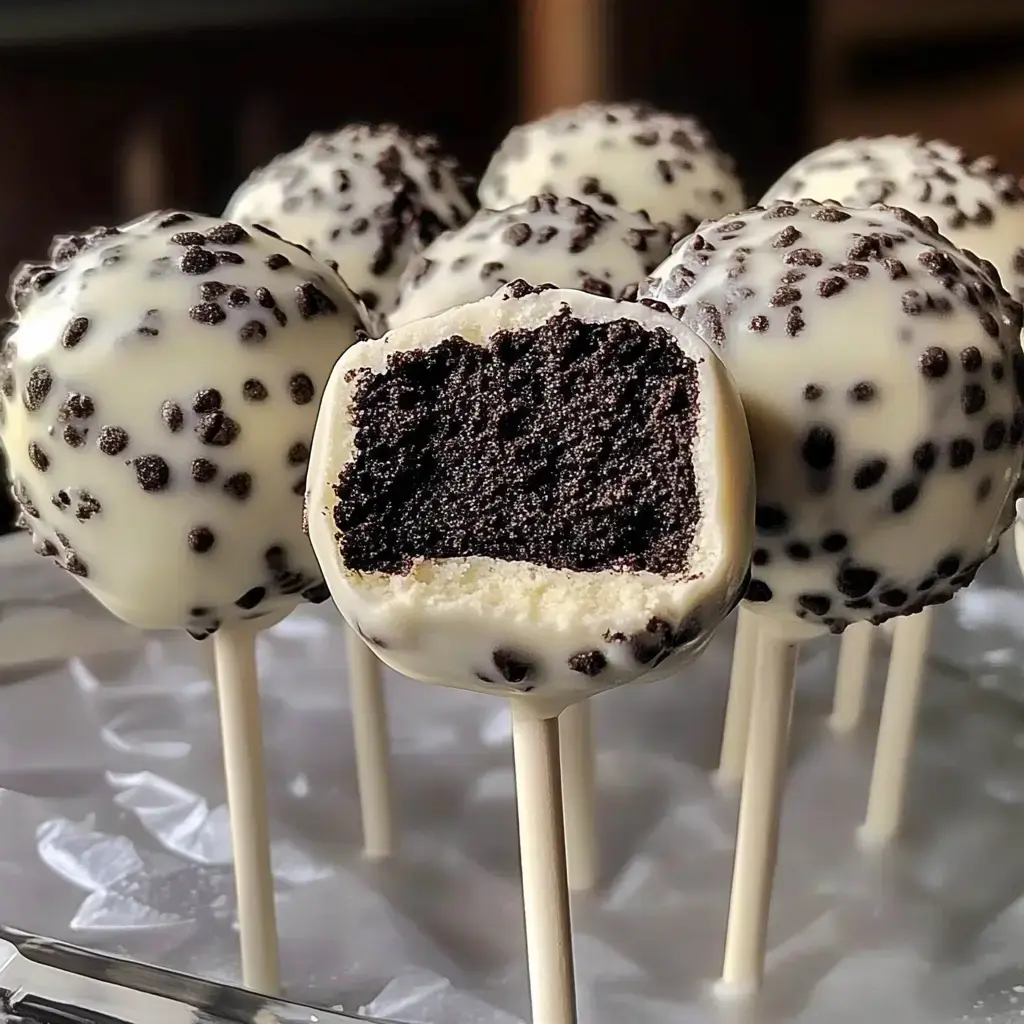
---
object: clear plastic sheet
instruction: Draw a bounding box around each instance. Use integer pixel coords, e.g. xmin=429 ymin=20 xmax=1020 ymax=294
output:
xmin=2 ymin=530 xmax=1024 ymax=1022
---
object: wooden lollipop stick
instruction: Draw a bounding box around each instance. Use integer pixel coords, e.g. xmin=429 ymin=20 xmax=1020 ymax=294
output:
xmin=511 ymin=702 xmax=578 ymax=1024
xmin=345 ymin=624 xmax=396 ymax=860
xmin=559 ymin=701 xmax=598 ymax=892
xmin=715 ymin=606 xmax=760 ymax=788
xmin=858 ymin=606 xmax=934 ymax=848
xmin=828 ymin=621 xmax=875 ymax=733
xmin=719 ymin=628 xmax=799 ymax=995
xmin=212 ymin=625 xmax=280 ymax=995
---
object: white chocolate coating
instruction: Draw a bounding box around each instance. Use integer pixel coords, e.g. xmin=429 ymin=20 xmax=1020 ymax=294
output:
xmin=226 ymin=123 xmax=477 ymax=318
xmin=307 ymin=285 xmax=755 ymax=704
xmin=389 ymin=193 xmax=672 ymax=328
xmin=764 ymin=136 xmax=1024 ymax=301
xmin=479 ymin=102 xmax=744 ymax=236
xmin=0 ymin=211 xmax=366 ymax=636
xmin=642 ymin=200 xmax=1024 ymax=633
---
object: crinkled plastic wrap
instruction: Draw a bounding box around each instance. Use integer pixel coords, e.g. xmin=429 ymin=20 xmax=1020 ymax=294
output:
xmin=2 ymin=530 xmax=1024 ymax=1023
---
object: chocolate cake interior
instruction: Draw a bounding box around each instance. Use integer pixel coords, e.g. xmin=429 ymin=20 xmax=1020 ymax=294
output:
xmin=335 ymin=303 xmax=703 ymax=576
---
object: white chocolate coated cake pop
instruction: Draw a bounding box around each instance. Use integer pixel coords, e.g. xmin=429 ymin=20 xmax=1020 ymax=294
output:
xmin=643 ymin=200 xmax=1024 ymax=633
xmin=764 ymin=136 xmax=1024 ymax=301
xmin=226 ymin=123 xmax=477 ymax=317
xmin=307 ymin=281 xmax=754 ymax=702
xmin=0 ymin=211 xmax=367 ymax=638
xmin=389 ymin=192 xmax=672 ymax=328
xmin=479 ymin=102 xmax=744 ymax=236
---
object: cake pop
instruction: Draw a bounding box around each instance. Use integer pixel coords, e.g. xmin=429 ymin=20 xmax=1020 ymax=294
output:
xmin=0 ymin=210 xmax=367 ymax=993
xmin=389 ymin=190 xmax=672 ymax=891
xmin=759 ymin=136 xmax=1024 ymax=840
xmin=226 ymin=123 xmax=476 ymax=317
xmin=306 ymin=281 xmax=755 ymax=1023
xmin=642 ymin=198 xmax=1024 ymax=991
xmin=479 ymin=101 xmax=743 ymax=236
xmin=390 ymin=192 xmax=672 ymax=328
xmin=227 ymin=121 xmax=474 ymax=861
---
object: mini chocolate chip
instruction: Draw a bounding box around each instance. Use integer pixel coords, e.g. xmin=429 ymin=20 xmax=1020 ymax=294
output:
xmin=787 ymin=542 xmax=812 ymax=560
xmin=61 ymin=316 xmax=90 ymax=348
xmin=134 ymin=454 xmax=170 ymax=491
xmin=265 ymin=254 xmax=290 ymax=270
xmin=96 ymin=425 xmax=128 ymax=455
xmin=23 ymin=366 xmax=53 ymax=411
xmin=288 ymin=373 xmax=315 ymax=404
xmin=206 ymin=222 xmax=249 ymax=245
xmin=983 ymin=420 xmax=1007 ymax=450
xmin=169 ymin=231 xmax=207 ymax=246
xmin=236 ymin=586 xmax=266 ymax=610
xmin=752 ymin=548 xmax=769 ymax=566
xmin=745 ymin=579 xmax=773 ymax=602
xmin=949 ymin=437 xmax=975 ymax=468
xmin=58 ymin=392 xmax=94 ymax=420
xmin=288 ymin=441 xmax=310 ymax=465
xmin=493 ymin=649 xmax=533 ymax=683
xmin=239 ymin=320 xmax=268 ymax=343
xmin=189 ymin=302 xmax=226 ymax=325
xmin=962 ymin=383 xmax=987 ymax=415
xmin=891 ymin=481 xmax=920 ymax=512
xmin=195 ymin=411 xmax=240 ymax=446
xmin=801 ymin=425 xmax=836 ymax=471
xmin=161 ymin=401 xmax=183 ymax=432
xmin=62 ymin=425 xmax=85 ymax=447
xmin=961 ymin=346 xmax=983 ymax=372
xmin=755 ymin=504 xmax=789 ymax=533
xmin=803 ymin=383 xmax=824 ymax=401
xmin=295 ymin=282 xmax=338 ymax=318
xmin=188 ymin=527 xmax=215 ymax=553
xmin=223 ymin=472 xmax=252 ymax=499
xmin=226 ymin=288 xmax=249 ymax=308
xmin=28 ymin=442 xmax=49 ymax=471
xmin=191 ymin=458 xmax=217 ymax=483
xmin=919 ymin=347 xmax=949 ymax=378
xmin=192 ymin=388 xmax=222 ymax=414
xmin=821 ymin=532 xmax=848 ymax=552
xmin=853 ymin=459 xmax=887 ymax=489
xmin=817 ymin=276 xmax=846 ymax=298
xmin=179 ymin=246 xmax=217 ymax=275
xmin=568 ymin=651 xmax=606 ymax=676
xmin=878 ymin=588 xmax=908 ymax=607
xmin=913 ymin=441 xmax=937 ymax=473
xmin=936 ymin=554 xmax=961 ymax=577
xmin=748 ymin=315 xmax=769 ymax=332
xmin=849 ymin=381 xmax=876 ymax=402
xmin=243 ymin=379 xmax=268 ymax=401
xmin=837 ymin=566 xmax=878 ymax=598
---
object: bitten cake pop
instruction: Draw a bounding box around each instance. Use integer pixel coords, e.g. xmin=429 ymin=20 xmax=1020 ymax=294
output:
xmin=763 ymin=135 xmax=1024 ymax=839
xmin=307 ymin=281 xmax=755 ymax=1024
xmin=642 ymin=199 xmax=1024 ymax=992
xmin=0 ymin=210 xmax=367 ymax=993
xmin=390 ymin=190 xmax=673 ymax=892
xmin=226 ymin=123 xmax=476 ymax=317
xmin=479 ymin=101 xmax=744 ymax=236
xmin=390 ymin=192 xmax=672 ymax=328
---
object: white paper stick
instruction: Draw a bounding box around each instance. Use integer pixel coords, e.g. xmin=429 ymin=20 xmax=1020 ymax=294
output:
xmin=559 ymin=700 xmax=598 ymax=892
xmin=858 ymin=607 xmax=934 ymax=848
xmin=212 ymin=625 xmax=280 ymax=995
xmin=718 ymin=627 xmax=799 ymax=996
xmin=828 ymin=621 xmax=875 ymax=734
xmin=715 ymin=606 xmax=760 ymax=789
xmin=345 ymin=624 xmax=396 ymax=860
xmin=511 ymin=702 xmax=578 ymax=1024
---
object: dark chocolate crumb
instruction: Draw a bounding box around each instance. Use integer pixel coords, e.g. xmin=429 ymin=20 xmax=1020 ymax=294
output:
xmin=493 ymin=649 xmax=533 ymax=684
xmin=188 ymin=527 xmax=215 ymax=553
xmin=568 ymin=651 xmax=607 ymax=676
xmin=191 ymin=458 xmax=217 ymax=483
xmin=96 ymin=425 xmax=128 ymax=455
xmin=134 ymin=455 xmax=170 ymax=492
xmin=223 ymin=472 xmax=252 ymax=500
xmin=288 ymin=373 xmax=315 ymax=405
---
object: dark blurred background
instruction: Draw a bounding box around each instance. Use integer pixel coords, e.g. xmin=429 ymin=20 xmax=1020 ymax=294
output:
xmin=2 ymin=0 xmax=1024 ymax=529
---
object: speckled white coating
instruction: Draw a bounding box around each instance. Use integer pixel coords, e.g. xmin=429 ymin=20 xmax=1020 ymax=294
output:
xmin=307 ymin=285 xmax=755 ymax=705
xmin=764 ymin=136 xmax=1024 ymax=302
xmin=0 ymin=211 xmax=367 ymax=636
xmin=642 ymin=199 xmax=1024 ymax=634
xmin=225 ymin=123 xmax=477 ymax=319
xmin=479 ymin=102 xmax=744 ymax=237
xmin=389 ymin=193 xmax=672 ymax=328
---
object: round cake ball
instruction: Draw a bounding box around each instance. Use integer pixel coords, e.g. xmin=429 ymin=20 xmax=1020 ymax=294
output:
xmin=642 ymin=199 xmax=1024 ymax=633
xmin=225 ymin=123 xmax=477 ymax=317
xmin=764 ymin=136 xmax=1024 ymax=301
xmin=389 ymin=193 xmax=672 ymax=328
xmin=479 ymin=102 xmax=744 ymax=237
xmin=0 ymin=211 xmax=367 ymax=638
xmin=307 ymin=281 xmax=755 ymax=701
